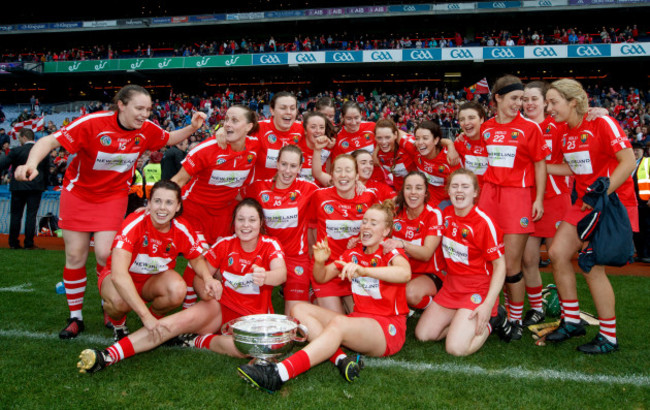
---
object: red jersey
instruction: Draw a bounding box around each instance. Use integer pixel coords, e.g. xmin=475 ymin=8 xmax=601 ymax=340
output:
xmin=109 ymin=210 xmax=203 ymax=282
xmin=556 ymin=115 xmax=636 ymax=207
xmin=453 ymin=135 xmax=489 ymax=188
xmin=365 ymin=180 xmax=397 ymax=202
xmin=331 ymin=122 xmax=376 ymax=159
xmin=205 ymin=234 xmax=285 ymax=316
xmin=297 ymin=138 xmax=331 ymax=185
xmin=311 ymin=186 xmax=379 ymax=262
xmin=392 ymin=205 xmax=443 ymax=274
xmin=539 ymin=116 xmax=572 ymax=199
xmin=340 ymin=244 xmax=409 ymax=317
xmin=440 ymin=205 xmax=504 ymax=298
xmin=411 ymin=144 xmax=461 ymax=206
xmin=481 ymin=112 xmax=550 ymax=188
xmin=377 ymin=135 xmax=417 ymax=190
xmin=252 ymin=119 xmax=303 ymax=181
xmin=242 ymin=178 xmax=319 ymax=256
xmin=54 ymin=111 xmax=169 ymax=202
xmin=181 ymin=136 xmax=259 ymax=210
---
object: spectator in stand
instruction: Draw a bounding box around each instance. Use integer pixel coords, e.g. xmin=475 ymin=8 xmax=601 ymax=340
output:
xmin=161 ymin=139 xmax=188 ymax=180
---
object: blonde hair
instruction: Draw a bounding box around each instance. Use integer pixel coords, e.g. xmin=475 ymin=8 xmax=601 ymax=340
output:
xmin=368 ymin=199 xmax=397 ymax=235
xmin=446 ymin=168 xmax=480 ymax=200
xmin=549 ymin=78 xmax=589 ymax=117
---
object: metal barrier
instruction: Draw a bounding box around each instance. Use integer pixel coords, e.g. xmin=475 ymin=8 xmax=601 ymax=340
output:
xmin=0 ymin=189 xmax=60 ymax=234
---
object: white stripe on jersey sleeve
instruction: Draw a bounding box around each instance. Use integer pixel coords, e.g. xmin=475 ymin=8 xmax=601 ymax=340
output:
xmin=474 ymin=207 xmax=503 ymax=258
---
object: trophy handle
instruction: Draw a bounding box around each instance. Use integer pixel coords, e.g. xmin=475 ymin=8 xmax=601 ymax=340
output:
xmin=220 ymin=319 xmax=235 ymax=336
xmin=292 ymin=324 xmax=309 ymax=343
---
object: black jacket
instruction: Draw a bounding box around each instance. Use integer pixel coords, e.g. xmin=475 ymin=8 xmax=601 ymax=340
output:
xmin=0 ymin=142 xmax=50 ymax=191
xmin=161 ymin=145 xmax=186 ymax=180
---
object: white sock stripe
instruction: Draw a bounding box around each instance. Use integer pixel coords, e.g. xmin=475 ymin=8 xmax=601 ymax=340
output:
xmin=66 ymin=297 xmax=85 ymax=306
xmin=63 ymin=278 xmax=88 ymax=285
xmin=65 ymin=287 xmax=86 ymax=295
xmin=599 ymin=318 xmax=617 ymax=326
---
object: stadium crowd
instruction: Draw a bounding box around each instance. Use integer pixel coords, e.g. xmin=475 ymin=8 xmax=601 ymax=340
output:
xmin=1 ymin=24 xmax=644 ymax=63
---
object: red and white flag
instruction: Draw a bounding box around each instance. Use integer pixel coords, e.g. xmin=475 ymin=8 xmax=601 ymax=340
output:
xmin=7 ymin=116 xmax=44 ymax=146
xmin=464 ymin=78 xmax=490 ymax=100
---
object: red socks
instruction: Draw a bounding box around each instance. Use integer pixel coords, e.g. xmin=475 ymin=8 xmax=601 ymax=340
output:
xmin=63 ymin=266 xmax=87 ymax=319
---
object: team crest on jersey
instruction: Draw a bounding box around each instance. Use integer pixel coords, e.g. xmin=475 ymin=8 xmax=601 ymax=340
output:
xmin=444 ymin=219 xmax=449 ymax=228
xmin=356 ymin=204 xmax=364 ymax=213
xmin=228 ymin=256 xmax=234 ymax=266
xmin=166 ymin=242 xmax=172 ymax=252
xmin=216 ymin=158 xmax=226 ymax=165
xmin=438 ymin=165 xmax=445 ymax=173
xmin=393 ymin=222 xmax=402 ymax=232
xmin=142 ymin=235 xmax=148 ymax=247
xmin=134 ymin=136 xmax=141 ymax=146
xmin=261 ymin=194 xmax=270 ymax=203
xmin=555 ymin=221 xmax=561 ymax=230
xmin=351 ymin=255 xmax=359 ymax=264
xmin=342 ymin=141 xmax=350 ymax=149
xmin=545 ymin=125 xmax=551 ymax=134
xmin=100 ymin=136 xmax=112 ymax=146
xmin=388 ymin=324 xmax=397 ymax=336
xmin=247 ymin=154 xmax=254 ymax=163
xmin=268 ymin=134 xmax=277 ymax=144
xmin=370 ymin=258 xmax=379 ymax=267
xmin=364 ymin=133 xmax=371 ymax=140
xmin=470 ymin=294 xmax=483 ymax=304
xmin=323 ymin=204 xmax=335 ymax=214
xmin=293 ymin=135 xmax=300 ymax=144
xmin=465 ymin=142 xmax=472 ymax=150
xmin=483 ymin=132 xmax=490 ymax=140
xmin=511 ymin=131 xmax=520 ymax=140
xmin=461 ymin=228 xmax=469 ymax=238
xmin=520 ymin=217 xmax=529 ymax=228
xmin=295 ymin=266 xmax=304 ymax=276
xmin=580 ymin=133 xmax=588 ymax=143
xmin=289 ymin=192 xmax=297 ymax=201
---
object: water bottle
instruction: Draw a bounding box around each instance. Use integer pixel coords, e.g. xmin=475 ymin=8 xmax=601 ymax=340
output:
xmin=55 ymin=281 xmax=65 ymax=294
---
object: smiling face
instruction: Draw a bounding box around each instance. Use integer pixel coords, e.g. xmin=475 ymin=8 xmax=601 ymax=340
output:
xmin=342 ymin=107 xmax=362 ymax=133
xmin=223 ymin=107 xmax=253 ymax=146
xmin=523 ymin=87 xmax=546 ymax=122
xmin=545 ymin=88 xmax=574 ymax=124
xmin=332 ymin=156 xmax=358 ymax=195
xmin=147 ymin=187 xmax=181 ymax=229
xmin=355 ymin=151 xmax=374 ymax=182
xmin=448 ymin=173 xmax=478 ymax=215
xmin=414 ymin=128 xmax=439 ymax=158
xmin=275 ymin=150 xmax=302 ymax=189
xmin=402 ymin=173 xmax=428 ymax=211
xmin=304 ymin=115 xmax=327 ymax=143
xmin=117 ymin=92 xmax=152 ymax=130
xmin=270 ymin=96 xmax=297 ymax=132
xmin=458 ymin=108 xmax=484 ymax=140
xmin=375 ymin=126 xmax=397 ymax=152
xmin=360 ymin=208 xmax=390 ymax=248
xmin=495 ymin=90 xmax=524 ymax=122
xmin=234 ymin=204 xmax=262 ymax=244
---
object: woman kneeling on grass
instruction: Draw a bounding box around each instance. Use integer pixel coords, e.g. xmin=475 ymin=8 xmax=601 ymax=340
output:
xmin=77 ymin=198 xmax=287 ymax=373
xmin=415 ymin=169 xmax=514 ymax=355
xmin=237 ymin=200 xmax=411 ymax=393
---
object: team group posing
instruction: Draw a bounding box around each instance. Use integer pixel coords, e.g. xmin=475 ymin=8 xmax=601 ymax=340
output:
xmin=16 ymin=76 xmax=637 ymax=393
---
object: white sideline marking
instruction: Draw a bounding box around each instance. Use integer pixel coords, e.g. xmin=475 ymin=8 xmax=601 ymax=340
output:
xmin=367 ymin=358 xmax=650 ymax=387
xmin=0 ymin=283 xmax=34 ymax=293
xmin=0 ymin=329 xmax=112 ymax=345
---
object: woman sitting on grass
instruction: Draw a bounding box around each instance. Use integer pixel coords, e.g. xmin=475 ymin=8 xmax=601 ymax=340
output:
xmin=237 ymin=200 xmax=411 ymax=393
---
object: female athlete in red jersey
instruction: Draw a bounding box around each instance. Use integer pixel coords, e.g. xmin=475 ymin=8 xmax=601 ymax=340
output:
xmin=252 ymin=91 xmax=303 ymax=181
xmin=411 ymin=120 xmax=461 ymax=209
xmin=243 ymin=144 xmax=319 ymax=314
xmin=352 ymin=149 xmax=396 ymax=202
xmin=15 ymin=84 xmax=206 ymax=339
xmin=477 ymin=75 xmax=549 ymax=338
xmin=382 ymin=171 xmax=444 ymax=311
xmin=171 ymin=105 xmax=259 ymax=309
xmin=298 ymin=111 xmax=335 ymax=185
xmin=98 ymin=180 xmax=219 ymax=341
xmin=454 ymin=102 xmax=488 ymax=189
xmin=330 ymin=101 xmax=376 ymax=159
xmin=310 ymin=154 xmax=379 ymax=314
xmin=545 ymin=79 xmax=636 ymax=354
xmin=520 ymin=81 xmax=573 ymax=327
xmin=237 ymin=201 xmax=412 ymax=392
xmin=415 ymin=169 xmax=510 ymax=355
xmin=77 ymin=198 xmax=287 ymax=373
xmin=374 ymin=118 xmax=417 ymax=191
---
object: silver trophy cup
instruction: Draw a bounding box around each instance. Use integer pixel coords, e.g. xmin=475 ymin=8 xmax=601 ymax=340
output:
xmin=221 ymin=314 xmax=308 ymax=364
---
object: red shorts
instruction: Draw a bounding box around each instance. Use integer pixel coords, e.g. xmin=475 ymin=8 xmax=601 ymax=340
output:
xmin=478 ymin=182 xmax=534 ymax=234
xmin=97 ymin=269 xmax=149 ymax=298
xmin=182 ymin=200 xmax=235 ymax=246
xmin=219 ymin=304 xmax=246 ymax=332
xmin=562 ymin=202 xmax=639 ymax=232
xmin=347 ymin=312 xmax=406 ymax=357
xmin=311 ymin=275 xmax=352 ymax=298
xmin=284 ymin=254 xmax=312 ymax=301
xmin=59 ymin=190 xmax=127 ymax=232
xmin=532 ymin=193 xmax=571 ymax=238
xmin=434 ymin=287 xmax=498 ymax=317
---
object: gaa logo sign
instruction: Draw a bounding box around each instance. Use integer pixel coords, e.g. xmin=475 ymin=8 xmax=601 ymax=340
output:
xmin=538 ymin=0 xmax=553 ymax=5
xmin=296 ymin=53 xmax=317 ymax=63
xmin=620 ymin=44 xmax=647 ymax=55
xmin=409 ymin=50 xmax=436 ymax=60
xmin=447 ymin=3 xmax=460 ymax=8
xmin=576 ymin=46 xmax=602 ymax=57
xmin=492 ymin=2 xmax=506 ymax=8
xmin=259 ymin=54 xmax=282 ymax=64
xmin=403 ymin=5 xmax=416 ymax=11
xmin=450 ymin=49 xmax=474 ymax=59
xmin=490 ymin=48 xmax=516 ymax=58
xmin=533 ymin=47 xmax=558 ymax=57
xmin=332 ymin=52 xmax=356 ymax=62
xmin=371 ymin=51 xmax=393 ymax=61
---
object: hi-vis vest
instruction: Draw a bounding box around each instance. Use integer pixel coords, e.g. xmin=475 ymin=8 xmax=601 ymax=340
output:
xmin=143 ymin=163 xmax=162 ymax=197
xmin=129 ymin=169 xmax=145 ymax=198
xmin=637 ymin=157 xmax=650 ymax=200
